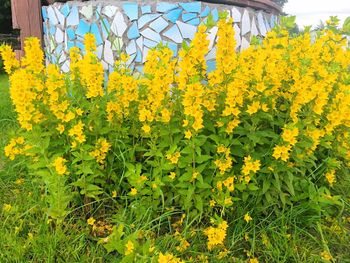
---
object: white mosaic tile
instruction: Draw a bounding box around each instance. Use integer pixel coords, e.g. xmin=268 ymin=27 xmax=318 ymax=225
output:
xmin=102 ymin=5 xmax=118 ymax=18
xmin=206 ymin=46 xmax=216 ymax=60
xmin=231 ymin=7 xmax=241 ymax=23
xmin=55 ymin=27 xmax=64 ymax=43
xmin=104 ymin=40 xmax=115 ymax=65
xmin=59 ymin=52 xmax=66 ymax=64
xmin=241 ymin=37 xmax=250 ymax=51
xmin=136 ymin=37 xmax=143 ymax=50
xmin=241 ymin=9 xmax=251 ymax=36
xmin=176 ymin=21 xmax=196 ymax=39
xmin=97 ymin=44 xmax=103 ymax=59
xmin=54 ymin=6 xmax=65 ymax=26
xmin=142 ymin=47 xmax=150 ymax=63
xmin=257 ymin=12 xmax=267 ymax=36
xmin=234 ymin=24 xmax=241 ymax=48
xmin=150 ymin=17 xmax=169 ymax=33
xmin=207 ymin=26 xmax=218 ymax=50
xmin=80 ymin=5 xmax=93 ymax=20
xmin=47 ymin=6 xmax=58 ymax=25
xmin=126 ymin=40 xmax=137 ymax=55
xmin=141 ymin=28 xmax=162 ymax=43
xmin=61 ymin=60 xmax=70 ymax=73
xmin=251 ymin=17 xmax=259 ymax=37
xmin=111 ymin=11 xmax=127 ymax=37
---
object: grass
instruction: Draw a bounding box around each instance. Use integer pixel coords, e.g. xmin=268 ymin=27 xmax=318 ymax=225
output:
xmin=0 ymin=73 xmax=349 ymax=262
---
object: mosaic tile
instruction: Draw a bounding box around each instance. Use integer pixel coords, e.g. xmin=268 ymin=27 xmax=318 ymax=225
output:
xmin=138 ymin=14 xmax=161 ymax=28
xmin=257 ymin=13 xmax=267 ymax=36
xmin=67 ymin=6 xmax=79 ymax=26
xmin=62 ymin=60 xmax=70 ymax=73
xmin=164 ymin=8 xmax=182 ymax=23
xmin=126 ymin=54 xmax=136 ymax=67
xmin=143 ymin=38 xmax=158 ymax=48
xmin=101 ymin=60 xmax=108 ymax=70
xmin=127 ymin=22 xmax=140 ymax=39
xmin=112 ymin=38 xmax=123 ymax=52
xmin=42 ymin=7 xmax=48 ymax=21
xmin=234 ymin=24 xmax=241 ymax=48
xmin=182 ymin=13 xmax=197 ymax=22
xmin=187 ymin=18 xmax=200 ymax=26
xmin=163 ymin=25 xmax=182 ymax=44
xmin=55 ymin=27 xmax=64 ymax=43
xmin=76 ymin=20 xmax=91 ymax=37
xmin=49 ymin=26 xmax=56 ymax=36
xmin=123 ymin=3 xmax=139 ymax=21
xmin=141 ymin=28 xmax=161 ymax=43
xmin=47 ymin=6 xmax=58 ymax=25
xmin=136 ymin=37 xmax=143 ymax=50
xmin=91 ymin=23 xmax=103 ymax=45
xmin=207 ymin=26 xmax=218 ymax=50
xmin=55 ymin=44 xmax=63 ymax=56
xmin=101 ymin=18 xmax=111 ymax=39
xmin=241 ymin=10 xmax=251 ymax=36
xmin=150 ymin=17 xmax=168 ymax=33
xmin=156 ymin=2 xmax=178 ymax=13
xmin=211 ymin=9 xmax=219 ymax=22
xmin=102 ymin=5 xmax=118 ymax=18
xmin=43 ymin=24 xmax=47 ymax=34
xmin=95 ymin=5 xmax=102 ymax=20
xmin=97 ymin=45 xmax=103 ymax=59
xmin=104 ymin=40 xmax=114 ymax=65
xmin=180 ymin=2 xmax=201 ymax=13
xmin=177 ymin=21 xmax=196 ymax=39
xmin=55 ymin=6 xmax=65 ymax=26
xmin=251 ymin=17 xmax=259 ymax=36
xmin=67 ymin=40 xmax=75 ymax=50
xmin=61 ymin=4 xmax=70 ymax=18
xmin=135 ymin=49 xmax=142 ymax=63
xmin=59 ymin=52 xmax=66 ymax=64
xmin=241 ymin=37 xmax=250 ymax=50
xmin=76 ymin=41 xmax=85 ymax=52
xmin=126 ymin=40 xmax=137 ymax=55
xmin=206 ymin=46 xmax=216 ymax=60
xmin=231 ymin=7 xmax=241 ymax=23
xmin=80 ymin=5 xmax=93 ymax=20
xmin=142 ymin=47 xmax=150 ymax=63
xmin=265 ymin=15 xmax=271 ymax=31
xmin=271 ymin=15 xmax=276 ymax=28
xmin=206 ymin=60 xmax=216 ymax=72
xmin=111 ymin=12 xmax=127 ymax=37
xmin=141 ymin=5 xmax=151 ymax=14
xmin=200 ymin=6 xmax=210 ymax=17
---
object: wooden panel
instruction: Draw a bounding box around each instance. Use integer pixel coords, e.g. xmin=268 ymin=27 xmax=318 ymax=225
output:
xmin=10 ymin=0 xmax=43 ymax=55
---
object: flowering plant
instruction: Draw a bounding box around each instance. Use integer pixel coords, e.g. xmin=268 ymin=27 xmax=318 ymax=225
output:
xmin=1 ymin=15 xmax=349 ymax=260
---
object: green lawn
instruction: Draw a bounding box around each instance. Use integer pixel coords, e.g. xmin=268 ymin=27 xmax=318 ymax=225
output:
xmin=0 ymin=74 xmax=349 ymax=262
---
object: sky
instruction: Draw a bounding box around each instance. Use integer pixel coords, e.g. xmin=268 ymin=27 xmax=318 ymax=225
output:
xmin=283 ymin=0 xmax=350 ymax=28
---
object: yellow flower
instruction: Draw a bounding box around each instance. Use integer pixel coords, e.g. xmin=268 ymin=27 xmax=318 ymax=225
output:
xmin=125 ymin=240 xmax=134 ymax=256
xmin=272 ymin=145 xmax=292 ymax=162
xmin=112 ymin=191 xmax=117 ymax=198
xmin=249 ymin=258 xmax=259 ymax=263
xmin=281 ymin=127 xmax=299 ymax=146
xmin=166 ymin=152 xmax=181 ymax=164
xmin=3 ymin=204 xmax=12 ymax=212
xmin=0 ymin=44 xmax=19 ymax=74
xmin=242 ymin=156 xmax=261 ymax=176
xmin=56 ymin=124 xmax=65 ymax=134
xmin=142 ymin=124 xmax=151 ymax=134
xmin=244 ymin=213 xmax=253 ymax=223
xmin=204 ymin=220 xmax=228 ymax=250
xmin=325 ymin=170 xmax=336 ymax=187
xmin=158 ymin=252 xmax=184 ymax=263
xmin=184 ymin=130 xmax=192 ymax=139
xmin=130 ymin=188 xmax=138 ymax=196
xmin=320 ymin=250 xmax=332 ymax=262
xmin=53 ymin=157 xmax=68 ymax=175
xmin=87 ymin=217 xmax=96 ymax=226
xmin=246 ymin=101 xmax=260 ymax=115
xmin=169 ymin=172 xmax=176 ymax=180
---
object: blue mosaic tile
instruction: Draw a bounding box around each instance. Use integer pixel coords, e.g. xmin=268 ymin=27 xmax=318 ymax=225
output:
xmin=51 ymin=55 xmax=57 ymax=64
xmin=49 ymin=26 xmax=56 ymax=36
xmin=200 ymin=6 xmax=210 ymax=17
xmin=135 ymin=49 xmax=142 ymax=63
xmin=136 ymin=66 xmax=143 ymax=73
xmin=180 ymin=2 xmax=201 ymax=13
xmin=182 ymin=13 xmax=197 ymax=22
xmin=61 ymin=4 xmax=70 ymax=17
xmin=164 ymin=8 xmax=182 ymax=23
xmin=66 ymin=27 xmax=75 ymax=40
xmin=126 ymin=40 xmax=137 ymax=55
xmin=211 ymin=9 xmax=219 ymax=22
xmin=47 ymin=6 xmax=58 ymax=25
xmin=138 ymin=14 xmax=161 ymax=28
xmin=149 ymin=17 xmax=168 ymax=33
xmin=126 ymin=53 xmax=136 ymax=66
xmin=67 ymin=6 xmax=79 ymax=26
xmin=76 ymin=20 xmax=91 ymax=37
xmin=187 ymin=18 xmax=200 ymax=26
xmin=67 ymin=40 xmax=75 ymax=50
xmin=141 ymin=5 xmax=151 ymax=14
xmin=76 ymin=41 xmax=85 ymax=52
xmin=127 ymin=22 xmax=140 ymax=39
xmin=156 ymin=2 xmax=178 ymax=13
xmin=141 ymin=28 xmax=161 ymax=43
xmin=163 ymin=25 xmax=182 ymax=44
xmin=43 ymin=24 xmax=47 ymax=34
xmin=91 ymin=23 xmax=103 ymax=46
xmin=123 ymin=3 xmax=139 ymax=21
xmin=42 ymin=7 xmax=48 ymax=20
xmin=95 ymin=5 xmax=102 ymax=20
xmin=101 ymin=18 xmax=110 ymax=39
xmin=206 ymin=60 xmax=216 ymax=72
xmin=144 ymin=38 xmax=158 ymax=48
xmin=55 ymin=44 xmax=63 ymax=56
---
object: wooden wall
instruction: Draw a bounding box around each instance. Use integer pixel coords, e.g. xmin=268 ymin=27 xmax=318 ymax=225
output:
xmin=10 ymin=0 xmax=43 ymax=56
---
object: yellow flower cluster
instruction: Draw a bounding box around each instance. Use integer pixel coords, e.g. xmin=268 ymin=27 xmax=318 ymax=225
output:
xmin=325 ymin=170 xmax=336 ymax=186
xmin=281 ymin=127 xmax=299 ymax=146
xmin=166 ymin=152 xmax=181 ymax=164
xmin=214 ymin=145 xmax=232 ymax=174
xmin=158 ymin=252 xmax=184 ymax=263
xmin=0 ymin=45 xmax=19 ymax=74
xmin=68 ymin=121 xmax=86 ymax=146
xmin=4 ymin=137 xmax=30 ymax=160
xmin=124 ymin=240 xmax=134 ymax=256
xmin=242 ymin=156 xmax=261 ymax=179
xmin=90 ymin=138 xmax=111 ymax=165
xmin=203 ymin=220 xmax=228 ymax=250
xmin=53 ymin=157 xmax=68 ymax=175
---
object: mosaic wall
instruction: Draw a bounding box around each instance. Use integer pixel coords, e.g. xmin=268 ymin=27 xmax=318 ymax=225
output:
xmin=42 ymin=1 xmax=278 ymax=73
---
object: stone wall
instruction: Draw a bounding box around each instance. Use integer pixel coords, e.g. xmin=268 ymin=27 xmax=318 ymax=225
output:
xmin=42 ymin=0 xmax=278 ymax=72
